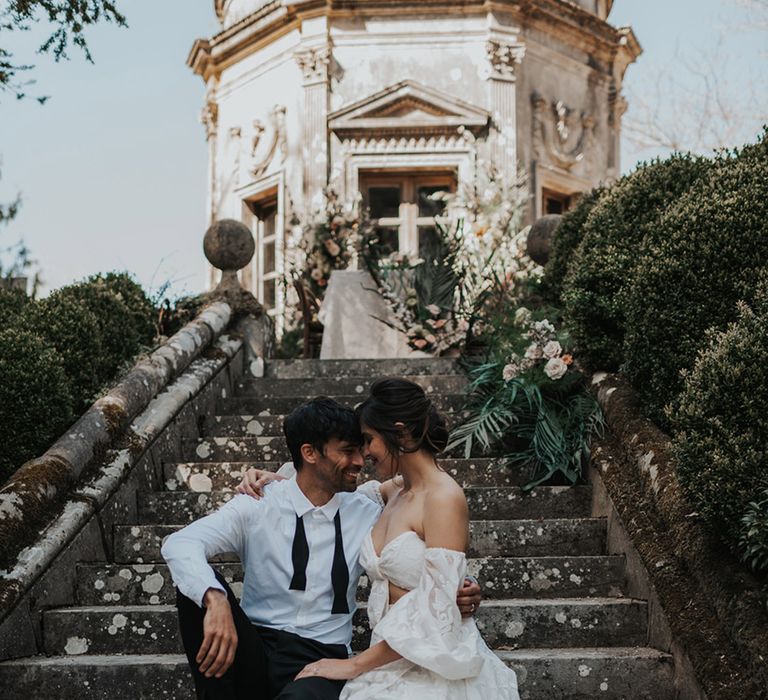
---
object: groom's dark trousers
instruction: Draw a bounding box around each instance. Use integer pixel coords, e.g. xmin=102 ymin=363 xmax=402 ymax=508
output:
xmin=176 ymin=571 xmax=347 ymax=700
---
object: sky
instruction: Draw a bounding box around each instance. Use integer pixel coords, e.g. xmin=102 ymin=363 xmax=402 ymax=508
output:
xmin=0 ymin=0 xmax=765 ymax=298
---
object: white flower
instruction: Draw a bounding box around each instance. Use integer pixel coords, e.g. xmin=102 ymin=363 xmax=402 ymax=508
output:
xmin=543 ymin=340 xmax=562 ymax=359
xmin=544 ymin=357 xmax=568 ymax=380
xmin=426 ymin=304 xmax=441 ymax=317
xmin=520 ymin=357 xmax=535 ymax=371
xmin=524 ymin=343 xmax=543 ymax=360
xmin=514 ymin=307 xmax=531 ymax=326
xmin=502 ymin=363 xmax=519 ymax=381
xmin=324 ymin=239 xmax=341 ymax=257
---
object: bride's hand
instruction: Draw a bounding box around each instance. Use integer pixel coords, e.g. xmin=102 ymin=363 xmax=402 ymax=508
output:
xmin=235 ymin=468 xmax=284 ymax=499
xmin=457 ymin=576 xmax=482 ymax=618
xmin=295 ymin=658 xmax=361 ymax=681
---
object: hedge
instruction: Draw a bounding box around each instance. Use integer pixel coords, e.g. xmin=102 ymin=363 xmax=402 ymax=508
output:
xmin=623 ymin=131 xmax=768 ymax=425
xmin=93 ymin=271 xmax=156 ymax=345
xmin=670 ymin=282 xmax=768 ymax=575
xmin=24 ymin=290 xmax=105 ymax=408
xmin=0 ymin=327 xmax=73 ymax=483
xmin=562 ymin=154 xmax=711 ymax=371
xmin=0 ymin=287 xmax=28 ymax=326
xmin=540 ymin=186 xmax=605 ymax=305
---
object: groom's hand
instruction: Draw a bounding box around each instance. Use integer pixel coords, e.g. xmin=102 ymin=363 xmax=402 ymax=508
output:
xmin=457 ymin=577 xmax=482 ymax=618
xmin=197 ymin=589 xmax=238 ymax=679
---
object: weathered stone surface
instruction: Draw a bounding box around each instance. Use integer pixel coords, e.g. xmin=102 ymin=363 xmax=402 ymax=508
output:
xmin=526 ymin=214 xmax=562 ymax=265
xmin=77 ymin=555 xmax=624 ymax=606
xmin=163 ymin=458 xmax=533 ymax=491
xmin=218 ymin=393 xmax=466 ymax=416
xmin=138 ymin=486 xmax=593 ymax=524
xmin=351 ymin=599 xmax=647 ymax=650
xmin=468 ymin=519 xmax=606 ymax=557
xmin=201 ymin=414 xmax=287 ymax=437
xmin=203 ymin=219 xmax=254 ymax=274
xmin=0 ymin=647 xmax=676 ymax=700
xmin=236 ymin=374 xmax=467 ymax=398
xmin=115 ymin=518 xmax=607 ymax=563
xmin=43 ymin=599 xmax=647 ymax=656
xmin=265 ymin=357 xmax=461 ymax=379
xmin=182 ymin=436 xmax=287 ymax=462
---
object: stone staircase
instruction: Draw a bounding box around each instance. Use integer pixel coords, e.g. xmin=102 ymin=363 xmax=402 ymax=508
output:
xmin=0 ymin=358 xmax=676 ymax=698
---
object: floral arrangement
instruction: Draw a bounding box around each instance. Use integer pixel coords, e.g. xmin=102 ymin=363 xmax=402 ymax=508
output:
xmin=298 ymin=188 xmax=371 ymax=298
xmin=499 ymin=309 xmax=575 ymax=384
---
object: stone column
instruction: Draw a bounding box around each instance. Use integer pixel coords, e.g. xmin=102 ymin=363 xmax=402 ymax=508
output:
xmin=295 ymin=46 xmax=331 ymax=209
xmin=201 ymin=80 xmax=220 ymax=289
xmin=486 ymin=39 xmax=526 ymax=184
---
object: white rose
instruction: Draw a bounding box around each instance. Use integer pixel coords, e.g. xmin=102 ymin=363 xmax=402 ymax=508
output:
xmin=524 ymin=343 xmax=543 ymax=360
xmin=502 ymin=363 xmax=519 ymax=381
xmin=514 ymin=307 xmax=531 ymax=326
xmin=426 ymin=304 xmax=441 ymax=317
xmin=544 ymin=357 xmax=568 ymax=380
xmin=543 ymin=340 xmax=562 ymax=359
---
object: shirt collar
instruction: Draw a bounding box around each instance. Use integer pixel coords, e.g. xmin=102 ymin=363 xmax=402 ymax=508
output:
xmin=286 ymin=477 xmax=341 ymax=521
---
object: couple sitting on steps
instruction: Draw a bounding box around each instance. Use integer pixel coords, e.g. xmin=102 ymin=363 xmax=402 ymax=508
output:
xmin=162 ymin=377 xmax=521 ymax=699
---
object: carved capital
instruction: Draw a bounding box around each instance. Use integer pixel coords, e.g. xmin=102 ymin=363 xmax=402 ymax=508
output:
xmin=295 ymin=46 xmax=331 ymax=84
xmin=201 ymin=100 xmax=219 ymax=140
xmin=486 ymin=39 xmax=526 ymax=81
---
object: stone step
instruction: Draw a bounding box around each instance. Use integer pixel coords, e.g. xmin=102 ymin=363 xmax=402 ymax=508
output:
xmin=236 ymin=374 xmax=467 ymax=398
xmin=202 ymin=414 xmax=287 ymax=437
xmin=115 ymin=518 xmax=607 ymax=563
xmin=137 ymin=486 xmax=593 ymax=524
xmin=163 ymin=458 xmax=532 ymax=491
xmin=0 ymin=647 xmax=676 ymax=700
xmin=76 ymin=556 xmax=625 ymax=606
xmin=217 ymin=393 xmax=466 ymax=416
xmin=42 ymin=598 xmax=647 ymax=656
xmin=264 ymin=357 xmax=461 ymax=379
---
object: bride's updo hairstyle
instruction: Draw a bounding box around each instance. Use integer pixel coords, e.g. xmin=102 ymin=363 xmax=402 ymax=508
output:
xmin=356 ymin=378 xmax=450 ymax=460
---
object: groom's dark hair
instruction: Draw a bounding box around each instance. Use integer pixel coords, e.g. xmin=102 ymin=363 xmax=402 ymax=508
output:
xmin=283 ymin=397 xmax=362 ymax=470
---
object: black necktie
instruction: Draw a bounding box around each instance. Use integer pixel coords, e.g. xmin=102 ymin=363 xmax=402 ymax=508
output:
xmin=288 ymin=511 xmax=350 ymax=615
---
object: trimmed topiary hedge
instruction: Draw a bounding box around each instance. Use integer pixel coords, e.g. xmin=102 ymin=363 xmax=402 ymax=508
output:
xmin=24 ymin=290 xmax=105 ymax=408
xmin=669 ymin=282 xmax=768 ymax=575
xmin=0 ymin=327 xmax=73 ymax=483
xmin=562 ymin=154 xmax=712 ymax=371
xmin=623 ymin=131 xmax=768 ymax=425
xmin=540 ymin=186 xmax=605 ymax=305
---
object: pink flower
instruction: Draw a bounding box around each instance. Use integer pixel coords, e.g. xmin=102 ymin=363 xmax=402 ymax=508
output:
xmin=425 ymin=334 xmax=437 ymax=345
xmin=413 ymin=339 xmax=428 ymax=349
xmin=544 ymin=357 xmax=568 ymax=380
xmin=502 ymin=363 xmax=519 ymax=381
xmin=543 ymin=341 xmax=562 ymax=359
xmin=524 ymin=343 xmax=543 ymax=361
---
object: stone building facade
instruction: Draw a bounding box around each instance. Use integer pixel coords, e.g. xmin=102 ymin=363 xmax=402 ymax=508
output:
xmin=189 ymin=0 xmax=640 ymax=322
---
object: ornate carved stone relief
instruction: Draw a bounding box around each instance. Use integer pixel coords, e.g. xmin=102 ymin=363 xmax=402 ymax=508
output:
xmin=486 ymin=39 xmax=526 ymax=80
xmin=228 ymin=126 xmax=242 ymax=176
xmin=295 ymin=47 xmax=331 ymax=84
xmin=531 ymin=92 xmax=596 ymax=171
xmin=250 ymin=105 xmax=288 ymax=179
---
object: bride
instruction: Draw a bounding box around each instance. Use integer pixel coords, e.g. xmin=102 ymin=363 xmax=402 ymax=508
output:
xmin=240 ymin=378 xmax=520 ymax=699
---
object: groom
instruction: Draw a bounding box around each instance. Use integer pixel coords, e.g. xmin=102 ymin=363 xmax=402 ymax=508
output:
xmin=162 ymin=397 xmax=481 ymax=700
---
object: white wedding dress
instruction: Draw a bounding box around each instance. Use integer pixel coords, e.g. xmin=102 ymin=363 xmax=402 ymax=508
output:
xmin=340 ymin=529 xmax=520 ymax=699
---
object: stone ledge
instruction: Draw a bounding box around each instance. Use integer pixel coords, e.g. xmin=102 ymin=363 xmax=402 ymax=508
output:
xmin=591 ymin=371 xmax=768 ymax=698
xmin=0 ymin=305 xmax=242 ymax=632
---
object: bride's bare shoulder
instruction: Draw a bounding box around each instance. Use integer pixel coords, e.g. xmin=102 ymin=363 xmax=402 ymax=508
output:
xmin=426 ymin=473 xmax=467 ymax=508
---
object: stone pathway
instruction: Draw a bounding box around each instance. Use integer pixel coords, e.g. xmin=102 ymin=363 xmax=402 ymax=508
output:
xmin=0 ymin=358 xmax=676 ymax=698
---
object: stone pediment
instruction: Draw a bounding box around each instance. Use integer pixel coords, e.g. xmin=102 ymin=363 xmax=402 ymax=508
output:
xmin=329 ymin=80 xmax=489 ymax=136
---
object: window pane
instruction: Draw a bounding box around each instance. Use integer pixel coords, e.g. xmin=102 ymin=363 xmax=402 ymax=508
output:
xmin=264 ymin=279 xmax=276 ymax=310
xmin=368 ymin=187 xmax=401 ymax=219
xmin=418 ymin=226 xmax=442 ymax=259
xmin=374 ymin=227 xmax=400 ymax=256
xmin=418 ymin=185 xmax=449 ymax=218
xmin=264 ymin=239 xmax=276 ymax=273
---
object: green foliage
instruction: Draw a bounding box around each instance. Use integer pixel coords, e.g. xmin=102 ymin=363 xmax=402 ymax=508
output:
xmin=624 ymin=130 xmax=768 ymax=424
xmin=562 ymin=154 xmax=711 ymax=370
xmin=670 ymin=283 xmax=768 ymax=575
xmin=450 ymin=302 xmax=603 ymax=489
xmin=1 ymin=0 xmax=127 ymax=101
xmin=0 ymin=286 xmax=27 ymax=325
xmin=92 ymin=271 xmax=156 ymax=345
xmin=540 ymin=186 xmax=605 ymax=305
xmin=0 ymin=326 xmax=73 ymax=482
xmin=740 ymin=486 xmax=768 ymax=575
xmin=24 ymin=289 xmax=104 ymax=407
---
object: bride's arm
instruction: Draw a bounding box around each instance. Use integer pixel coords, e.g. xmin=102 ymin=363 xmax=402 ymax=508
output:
xmin=297 ymin=486 xmax=471 ymax=682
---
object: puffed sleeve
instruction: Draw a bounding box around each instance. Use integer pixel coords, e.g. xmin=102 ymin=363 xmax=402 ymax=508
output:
xmin=371 ymin=548 xmax=484 ymax=680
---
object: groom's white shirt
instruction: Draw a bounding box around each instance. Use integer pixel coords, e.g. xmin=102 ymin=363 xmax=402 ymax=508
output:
xmin=161 ymin=477 xmax=382 ymax=649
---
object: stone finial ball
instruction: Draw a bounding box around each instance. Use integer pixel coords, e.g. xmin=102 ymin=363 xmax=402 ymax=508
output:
xmin=204 ymin=219 xmax=255 ymax=271
xmin=526 ymin=214 xmax=563 ymax=266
